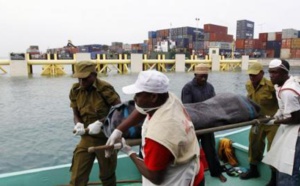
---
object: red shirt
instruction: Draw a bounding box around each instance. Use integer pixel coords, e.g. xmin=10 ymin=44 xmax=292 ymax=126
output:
xmin=144 ymin=138 xmax=204 ymax=185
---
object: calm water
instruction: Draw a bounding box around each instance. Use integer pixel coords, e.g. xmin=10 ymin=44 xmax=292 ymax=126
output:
xmin=0 ymin=66 xmax=299 ymax=174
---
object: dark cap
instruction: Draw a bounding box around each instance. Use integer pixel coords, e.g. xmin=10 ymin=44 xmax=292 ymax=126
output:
xmin=73 ymin=61 xmax=97 ymax=78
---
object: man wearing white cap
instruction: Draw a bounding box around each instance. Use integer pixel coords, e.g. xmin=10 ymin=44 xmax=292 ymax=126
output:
xmin=110 ymin=70 xmax=204 ymax=185
xmin=262 ymin=59 xmax=300 ymax=186
xmin=240 ymin=62 xmax=278 ymax=186
xmin=181 ymin=64 xmax=227 ymax=183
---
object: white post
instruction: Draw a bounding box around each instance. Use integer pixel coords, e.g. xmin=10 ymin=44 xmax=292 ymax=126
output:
xmin=241 ymin=55 xmax=249 ymax=71
xmin=211 ymin=54 xmax=220 ymax=71
xmin=175 ymin=54 xmax=185 ymax=72
xmin=131 ymin=54 xmax=143 ymax=73
xmin=76 ymin=53 xmax=91 ymax=62
xmin=10 ymin=53 xmax=28 ymax=76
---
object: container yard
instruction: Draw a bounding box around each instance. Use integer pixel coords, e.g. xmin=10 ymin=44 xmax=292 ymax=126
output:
xmin=25 ymin=20 xmax=300 ymax=60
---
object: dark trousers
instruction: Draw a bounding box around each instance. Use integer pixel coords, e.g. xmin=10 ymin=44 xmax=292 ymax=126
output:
xmin=199 ymin=132 xmax=223 ymax=177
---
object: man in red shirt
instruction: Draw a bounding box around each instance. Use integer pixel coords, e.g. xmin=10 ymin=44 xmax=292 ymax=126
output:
xmin=108 ymin=70 xmax=204 ymax=185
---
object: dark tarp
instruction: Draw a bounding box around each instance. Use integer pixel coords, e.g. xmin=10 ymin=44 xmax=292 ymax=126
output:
xmin=103 ymin=93 xmax=260 ymax=138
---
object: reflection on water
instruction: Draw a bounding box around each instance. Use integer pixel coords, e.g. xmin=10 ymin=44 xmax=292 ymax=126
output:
xmin=0 ymin=66 xmax=299 ymax=174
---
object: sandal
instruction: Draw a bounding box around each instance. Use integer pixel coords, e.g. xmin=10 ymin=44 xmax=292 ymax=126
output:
xmin=226 ymin=167 xmax=240 ymax=177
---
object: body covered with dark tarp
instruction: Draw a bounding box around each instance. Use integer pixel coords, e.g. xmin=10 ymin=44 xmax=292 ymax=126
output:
xmin=102 ymin=93 xmax=260 ymax=138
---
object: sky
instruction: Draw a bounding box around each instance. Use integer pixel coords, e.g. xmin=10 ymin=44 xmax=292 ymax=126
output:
xmin=0 ymin=0 xmax=299 ymax=58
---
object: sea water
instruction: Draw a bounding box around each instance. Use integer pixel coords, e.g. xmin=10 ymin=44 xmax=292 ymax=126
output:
xmin=0 ymin=66 xmax=299 ymax=174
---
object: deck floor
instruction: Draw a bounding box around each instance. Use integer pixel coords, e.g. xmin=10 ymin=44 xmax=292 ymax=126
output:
xmin=118 ymin=170 xmax=268 ymax=186
xmin=204 ymin=170 xmax=268 ymax=186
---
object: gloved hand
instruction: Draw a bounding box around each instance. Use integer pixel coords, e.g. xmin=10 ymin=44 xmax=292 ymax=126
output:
xmin=266 ymin=119 xmax=276 ymax=125
xmin=105 ymin=129 xmax=123 ymax=158
xmin=88 ymin=120 xmax=103 ymax=135
xmin=74 ymin=122 xmax=85 ymax=136
xmin=120 ymin=138 xmax=136 ymax=156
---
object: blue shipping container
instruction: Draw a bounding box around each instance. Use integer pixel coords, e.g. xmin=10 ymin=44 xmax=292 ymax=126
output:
xmin=266 ymin=41 xmax=281 ymax=50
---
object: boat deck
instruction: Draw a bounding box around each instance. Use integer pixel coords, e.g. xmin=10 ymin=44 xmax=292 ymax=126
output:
xmin=116 ymin=170 xmax=269 ymax=185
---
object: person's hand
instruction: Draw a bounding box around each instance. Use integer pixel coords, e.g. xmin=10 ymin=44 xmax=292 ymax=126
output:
xmin=74 ymin=122 xmax=85 ymax=136
xmin=120 ymin=138 xmax=136 ymax=156
xmin=88 ymin=120 xmax=103 ymax=135
xmin=105 ymin=129 xmax=123 ymax=158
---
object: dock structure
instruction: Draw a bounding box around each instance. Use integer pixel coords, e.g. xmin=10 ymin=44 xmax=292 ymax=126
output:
xmin=0 ymin=53 xmax=258 ymax=76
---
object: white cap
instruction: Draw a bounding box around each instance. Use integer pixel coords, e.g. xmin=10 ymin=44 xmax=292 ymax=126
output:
xmin=122 ymin=70 xmax=169 ymax=94
xmin=269 ymin=59 xmax=289 ymax=72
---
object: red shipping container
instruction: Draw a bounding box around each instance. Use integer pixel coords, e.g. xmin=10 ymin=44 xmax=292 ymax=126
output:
xmin=226 ymin=35 xmax=234 ymax=42
xmin=235 ymin=39 xmax=245 ymax=49
xmin=275 ymin=32 xmax=282 ymax=41
xmin=259 ymin=33 xmax=268 ymax=42
xmin=291 ymin=49 xmax=300 ymax=58
xmin=281 ymin=39 xmax=292 ymax=48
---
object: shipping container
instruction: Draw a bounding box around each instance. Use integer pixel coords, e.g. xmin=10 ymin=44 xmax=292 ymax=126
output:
xmin=266 ymin=41 xmax=281 ymax=50
xmin=291 ymin=38 xmax=300 ymax=49
xmin=275 ymin=32 xmax=282 ymax=41
xmin=236 ymin=29 xmax=254 ymax=39
xmin=192 ymin=41 xmax=204 ymax=50
xmin=208 ymin=42 xmax=232 ymax=50
xmin=266 ymin=49 xmax=275 ymax=58
xmin=259 ymin=33 xmax=268 ymax=42
xmin=281 ymin=39 xmax=292 ymax=48
xmin=235 ymin=39 xmax=245 ymax=49
xmin=78 ymin=46 xmax=89 ymax=53
xmin=148 ymin=31 xmax=157 ymax=38
xmin=280 ymin=49 xmax=291 ymax=59
xmin=267 ymin=32 xmax=276 ymax=41
xmin=244 ymin=39 xmax=262 ymax=49
xmin=204 ymin=24 xmax=228 ymax=34
xmin=291 ymin=49 xmax=300 ymax=58
xmin=282 ymin=28 xmax=298 ymax=39
xmin=261 ymin=42 xmax=267 ymax=50
xmin=236 ymin=20 xmax=254 ymax=30
xmin=183 ymin=26 xmax=202 ymax=35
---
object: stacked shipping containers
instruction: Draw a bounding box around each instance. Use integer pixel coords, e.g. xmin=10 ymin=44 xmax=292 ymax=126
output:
xmin=148 ymin=26 xmax=204 ymax=53
xmin=281 ymin=29 xmax=300 ymax=58
xmin=203 ymin=24 xmax=234 ymax=55
xmin=236 ymin=20 xmax=254 ymax=39
xmin=235 ymin=20 xmax=259 ymax=56
xmin=265 ymin=32 xmax=282 ymax=58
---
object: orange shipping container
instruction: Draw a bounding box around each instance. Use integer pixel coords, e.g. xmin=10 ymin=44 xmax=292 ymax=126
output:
xmin=281 ymin=39 xmax=292 ymax=49
xmin=235 ymin=39 xmax=245 ymax=49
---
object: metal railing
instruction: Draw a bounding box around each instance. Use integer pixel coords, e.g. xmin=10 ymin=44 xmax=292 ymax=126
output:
xmin=0 ymin=53 xmax=258 ymax=75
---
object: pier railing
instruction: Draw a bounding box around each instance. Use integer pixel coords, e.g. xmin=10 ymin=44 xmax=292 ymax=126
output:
xmin=0 ymin=53 xmax=258 ymax=76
